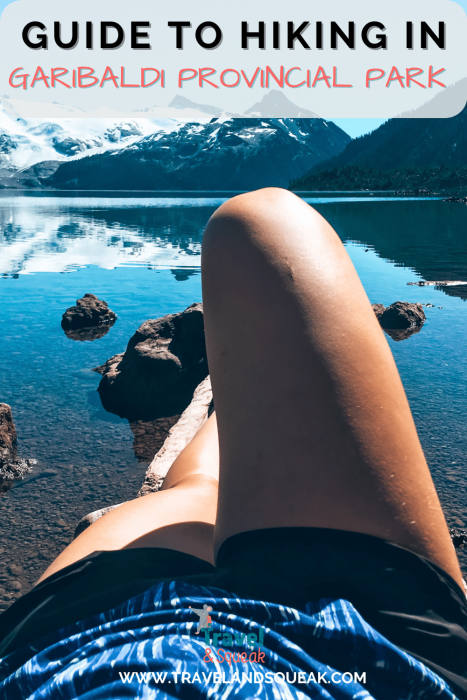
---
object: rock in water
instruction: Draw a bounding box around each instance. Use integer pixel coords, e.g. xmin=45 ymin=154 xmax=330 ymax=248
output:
xmin=450 ymin=528 xmax=467 ymax=549
xmin=371 ymin=304 xmax=386 ymax=320
xmin=74 ymin=376 xmax=213 ymax=536
xmin=0 ymin=457 xmax=35 ymax=483
xmin=61 ymin=293 xmax=117 ymax=331
xmin=372 ymin=302 xmax=426 ymax=329
xmin=95 ymin=303 xmax=208 ymax=420
xmin=378 ymin=301 xmax=426 ymax=330
xmin=372 ymin=302 xmax=425 ymax=342
xmin=0 ymin=404 xmax=35 ymax=488
xmin=0 ymin=403 xmax=17 ymax=464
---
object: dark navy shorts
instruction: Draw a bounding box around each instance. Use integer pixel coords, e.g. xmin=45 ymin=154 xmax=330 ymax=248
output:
xmin=1 ymin=528 xmax=466 ymax=697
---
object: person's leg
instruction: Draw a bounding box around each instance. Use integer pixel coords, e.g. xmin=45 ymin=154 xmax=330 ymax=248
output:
xmin=38 ymin=413 xmax=219 ymax=582
xmin=202 ymin=188 xmax=463 ymax=588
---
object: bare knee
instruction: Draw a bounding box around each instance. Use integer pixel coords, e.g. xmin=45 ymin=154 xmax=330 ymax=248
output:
xmin=218 ymin=187 xmax=298 ymax=213
xmin=202 ymin=187 xmax=329 ymax=281
xmin=208 ymin=188 xmax=306 ymax=231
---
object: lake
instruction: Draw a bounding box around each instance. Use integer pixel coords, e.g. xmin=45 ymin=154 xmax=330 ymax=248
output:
xmin=0 ymin=193 xmax=466 ymax=607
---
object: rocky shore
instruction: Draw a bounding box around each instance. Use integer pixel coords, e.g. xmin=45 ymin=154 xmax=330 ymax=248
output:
xmin=0 ymin=404 xmax=35 ymax=494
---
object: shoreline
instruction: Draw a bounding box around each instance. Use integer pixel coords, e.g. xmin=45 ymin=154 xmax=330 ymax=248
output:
xmin=0 ymin=187 xmax=452 ymax=198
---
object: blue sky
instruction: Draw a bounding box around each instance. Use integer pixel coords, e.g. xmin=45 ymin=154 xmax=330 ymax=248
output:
xmin=1 ymin=0 xmax=464 ymax=139
xmin=331 ymin=118 xmax=386 ymax=138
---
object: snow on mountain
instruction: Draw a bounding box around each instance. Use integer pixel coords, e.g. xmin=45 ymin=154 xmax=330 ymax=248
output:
xmin=0 ymin=91 xmax=351 ymax=190
xmin=0 ymin=98 xmax=181 ymax=185
xmin=46 ymin=116 xmax=351 ymax=191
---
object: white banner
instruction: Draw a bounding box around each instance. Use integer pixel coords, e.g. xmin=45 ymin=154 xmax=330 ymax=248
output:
xmin=0 ymin=0 xmax=465 ymax=118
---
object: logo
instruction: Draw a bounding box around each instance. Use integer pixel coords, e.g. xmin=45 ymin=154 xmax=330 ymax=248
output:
xmin=189 ymin=604 xmax=213 ymax=635
xmin=188 ymin=604 xmax=266 ymax=665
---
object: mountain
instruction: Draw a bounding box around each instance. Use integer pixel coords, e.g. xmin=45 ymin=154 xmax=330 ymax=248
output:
xmin=168 ymin=95 xmax=223 ymax=117
xmin=0 ymin=101 xmax=179 ymax=188
xmin=168 ymin=91 xmax=319 ymax=119
xmin=245 ymin=91 xmax=319 ymax=118
xmin=44 ymin=117 xmax=350 ymax=191
xmin=0 ymin=91 xmax=350 ymax=190
xmin=292 ymin=100 xmax=467 ymax=192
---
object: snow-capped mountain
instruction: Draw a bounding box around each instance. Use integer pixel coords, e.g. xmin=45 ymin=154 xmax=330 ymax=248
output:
xmin=0 ymin=99 xmax=180 ymax=187
xmin=45 ymin=116 xmax=350 ymax=191
xmin=0 ymin=91 xmax=351 ymax=190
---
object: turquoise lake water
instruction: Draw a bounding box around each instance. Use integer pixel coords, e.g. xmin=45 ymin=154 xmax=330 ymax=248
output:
xmin=0 ymin=194 xmax=466 ymax=600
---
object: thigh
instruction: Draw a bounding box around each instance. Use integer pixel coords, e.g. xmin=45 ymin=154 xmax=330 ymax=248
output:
xmin=38 ymin=476 xmax=218 ymax=582
xmin=202 ymin=188 xmax=462 ymax=587
xmin=38 ymin=415 xmax=220 ymax=581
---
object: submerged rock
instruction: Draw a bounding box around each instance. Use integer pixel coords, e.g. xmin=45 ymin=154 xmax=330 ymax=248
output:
xmin=130 ymin=416 xmax=180 ymax=462
xmin=61 ymin=293 xmax=117 ymax=331
xmin=94 ymin=303 xmax=208 ymax=420
xmin=0 ymin=458 xmax=35 ymax=482
xmin=74 ymin=377 xmax=212 ymax=537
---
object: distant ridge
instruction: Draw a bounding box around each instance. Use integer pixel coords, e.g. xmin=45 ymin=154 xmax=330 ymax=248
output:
xmin=169 ymin=90 xmax=320 ymax=119
xmin=292 ymin=85 xmax=467 ymax=194
xmin=245 ymin=91 xmax=319 ymax=118
xmin=168 ymin=95 xmax=223 ymax=117
xmin=43 ymin=118 xmax=350 ymax=191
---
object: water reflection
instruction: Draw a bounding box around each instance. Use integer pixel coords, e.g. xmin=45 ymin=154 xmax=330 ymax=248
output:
xmin=313 ymin=200 xmax=467 ymax=301
xmin=2 ymin=198 xmax=467 ymax=302
xmin=383 ymin=326 xmax=422 ymax=342
xmin=0 ymin=197 xmax=217 ymax=275
xmin=170 ymin=268 xmax=200 ymax=282
xmin=63 ymin=321 xmax=115 ymax=342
